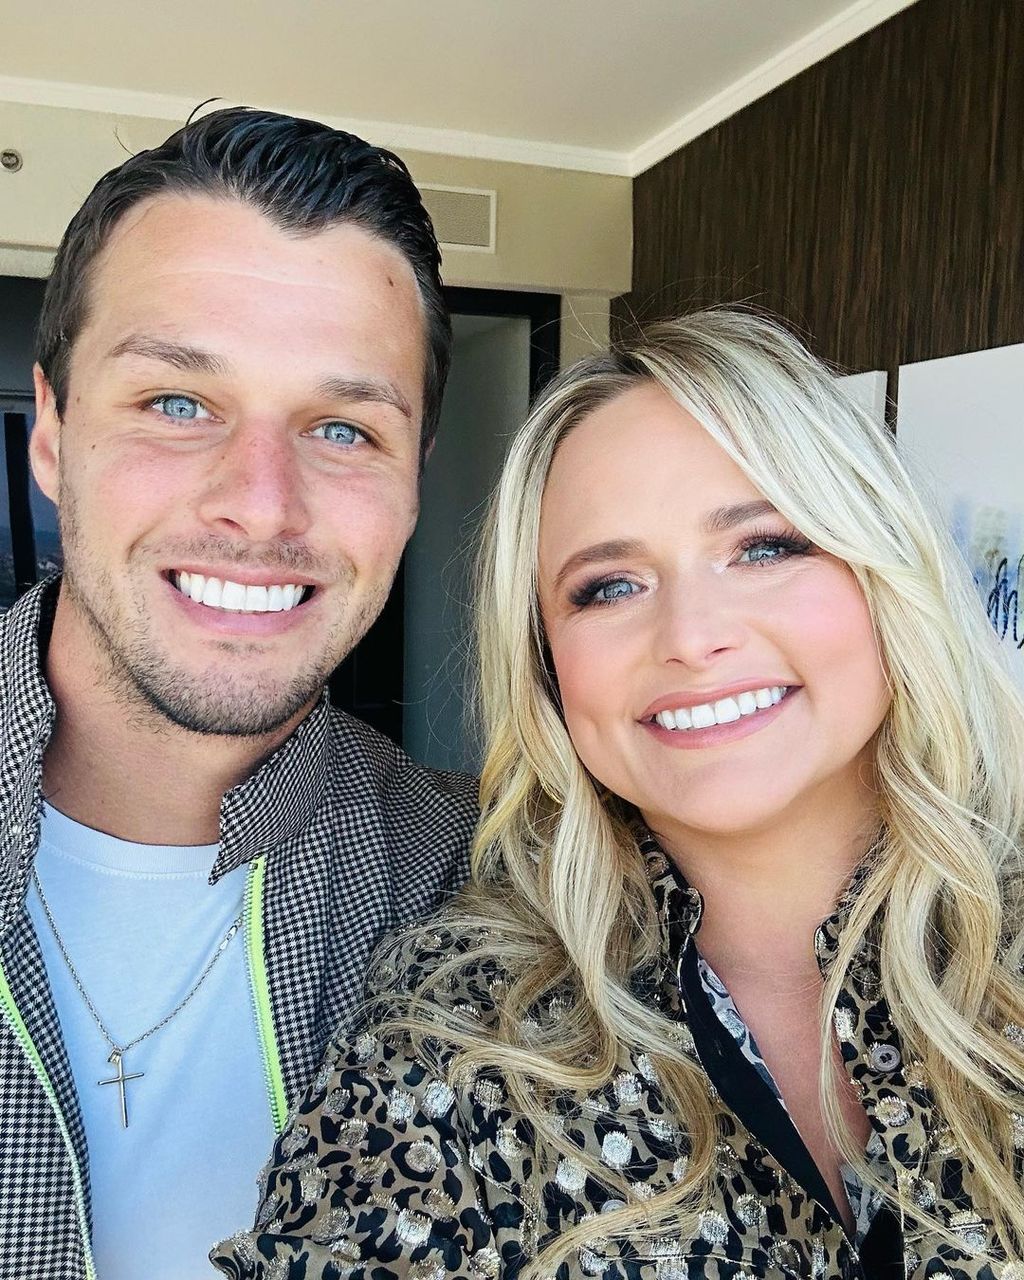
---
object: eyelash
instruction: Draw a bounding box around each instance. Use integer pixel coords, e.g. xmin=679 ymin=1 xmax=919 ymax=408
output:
xmin=569 ymin=527 xmax=814 ymax=609
xmin=736 ymin=526 xmax=813 ymax=564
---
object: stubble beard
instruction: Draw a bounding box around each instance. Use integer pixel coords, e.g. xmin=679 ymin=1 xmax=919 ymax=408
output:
xmin=56 ymin=481 xmax=385 ymax=738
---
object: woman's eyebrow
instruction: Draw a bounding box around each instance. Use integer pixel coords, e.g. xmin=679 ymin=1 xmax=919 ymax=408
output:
xmin=702 ymin=499 xmax=778 ymax=533
xmin=552 ymin=539 xmax=646 ymax=590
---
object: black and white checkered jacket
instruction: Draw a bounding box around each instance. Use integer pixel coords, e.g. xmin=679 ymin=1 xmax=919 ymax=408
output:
xmin=0 ymin=579 xmax=477 ymax=1279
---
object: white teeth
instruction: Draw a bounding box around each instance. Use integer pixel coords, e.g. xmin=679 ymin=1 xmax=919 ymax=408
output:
xmin=691 ymin=704 xmax=716 ymax=729
xmin=654 ymin=686 xmax=789 ymax=732
xmin=220 ymin=580 xmax=247 ymax=611
xmin=173 ymin=574 xmax=306 ymax=614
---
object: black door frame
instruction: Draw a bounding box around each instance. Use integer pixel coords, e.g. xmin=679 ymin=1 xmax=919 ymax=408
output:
xmin=1 ymin=396 xmax=40 ymax=603
xmin=329 ymin=287 xmax=561 ymax=744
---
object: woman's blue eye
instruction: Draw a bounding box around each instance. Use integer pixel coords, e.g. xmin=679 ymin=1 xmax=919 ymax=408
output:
xmin=152 ymin=394 xmax=209 ymax=420
xmin=571 ymin=577 xmax=640 ymax=607
xmin=312 ymin=421 xmax=365 ymax=446
xmin=739 ymin=541 xmax=786 ymax=564
xmin=597 ymin=579 xmax=637 ymax=600
xmin=736 ymin=533 xmax=812 ymax=565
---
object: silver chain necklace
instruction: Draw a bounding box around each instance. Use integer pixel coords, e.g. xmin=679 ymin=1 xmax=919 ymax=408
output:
xmin=32 ymin=869 xmax=243 ymax=1129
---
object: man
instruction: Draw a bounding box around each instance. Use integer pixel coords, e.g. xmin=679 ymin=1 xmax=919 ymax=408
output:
xmin=0 ymin=107 xmax=476 ymax=1278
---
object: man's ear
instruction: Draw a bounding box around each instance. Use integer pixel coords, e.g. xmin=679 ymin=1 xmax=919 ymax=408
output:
xmin=30 ymin=364 xmax=61 ymax=505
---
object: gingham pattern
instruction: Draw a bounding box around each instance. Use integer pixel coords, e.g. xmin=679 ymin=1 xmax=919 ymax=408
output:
xmin=0 ymin=579 xmax=477 ymax=1278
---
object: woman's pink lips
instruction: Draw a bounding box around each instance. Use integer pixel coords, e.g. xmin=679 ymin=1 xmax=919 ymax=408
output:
xmin=163 ymin=574 xmax=318 ymax=637
xmin=641 ymin=688 xmax=797 ymax=750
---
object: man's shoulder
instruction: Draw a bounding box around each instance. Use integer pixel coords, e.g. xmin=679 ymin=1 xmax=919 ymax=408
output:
xmin=323 ymin=705 xmax=478 ymax=831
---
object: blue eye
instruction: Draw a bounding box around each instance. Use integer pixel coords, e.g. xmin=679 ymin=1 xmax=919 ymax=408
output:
xmin=311 ymin=421 xmax=365 ymax=446
xmin=736 ymin=532 xmax=813 ymax=565
xmin=151 ymin=394 xmax=211 ymax=420
xmin=738 ymin=541 xmax=786 ymax=564
xmin=571 ymin=577 xmax=641 ymax=608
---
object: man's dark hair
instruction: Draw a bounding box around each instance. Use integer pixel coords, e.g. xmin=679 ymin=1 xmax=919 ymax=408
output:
xmin=36 ymin=106 xmax=451 ymax=456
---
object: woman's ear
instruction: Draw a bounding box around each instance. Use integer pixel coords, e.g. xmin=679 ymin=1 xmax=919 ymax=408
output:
xmin=30 ymin=364 xmax=61 ymax=504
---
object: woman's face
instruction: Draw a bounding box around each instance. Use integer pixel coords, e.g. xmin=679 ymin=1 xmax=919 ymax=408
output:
xmin=537 ymin=382 xmax=891 ymax=845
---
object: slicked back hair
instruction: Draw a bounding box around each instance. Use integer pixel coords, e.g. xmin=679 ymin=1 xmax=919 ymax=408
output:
xmin=35 ymin=106 xmax=451 ymax=459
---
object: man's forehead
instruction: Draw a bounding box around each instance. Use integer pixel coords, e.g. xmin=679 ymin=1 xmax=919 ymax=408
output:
xmin=91 ymin=192 xmax=419 ymax=292
xmin=73 ymin=193 xmax=428 ymax=387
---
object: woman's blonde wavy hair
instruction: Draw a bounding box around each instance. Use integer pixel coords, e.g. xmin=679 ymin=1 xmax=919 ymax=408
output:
xmin=375 ymin=308 xmax=1024 ymax=1271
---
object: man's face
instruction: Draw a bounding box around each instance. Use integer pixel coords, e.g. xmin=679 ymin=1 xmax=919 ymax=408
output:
xmin=31 ymin=193 xmax=426 ymax=736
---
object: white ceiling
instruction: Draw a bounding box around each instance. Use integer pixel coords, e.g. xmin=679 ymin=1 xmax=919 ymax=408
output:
xmin=0 ymin=0 xmax=919 ymax=175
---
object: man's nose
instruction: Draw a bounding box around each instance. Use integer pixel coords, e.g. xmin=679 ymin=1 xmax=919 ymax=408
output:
xmin=195 ymin=420 xmax=310 ymax=543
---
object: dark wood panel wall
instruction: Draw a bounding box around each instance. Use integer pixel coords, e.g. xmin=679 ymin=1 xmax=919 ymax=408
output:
xmin=614 ymin=0 xmax=1024 ymax=381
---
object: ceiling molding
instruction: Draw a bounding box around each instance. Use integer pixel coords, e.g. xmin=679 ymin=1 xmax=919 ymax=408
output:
xmin=0 ymin=1 xmax=918 ymax=179
xmin=0 ymin=74 xmax=631 ymax=176
xmin=626 ymin=0 xmax=920 ymax=176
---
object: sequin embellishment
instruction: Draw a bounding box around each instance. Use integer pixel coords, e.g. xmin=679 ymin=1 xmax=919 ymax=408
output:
xmin=614 ymin=1072 xmax=643 ymax=1106
xmin=601 ymin=1131 xmax=633 ymax=1170
xmin=469 ymin=1247 xmax=501 ymax=1278
xmin=698 ymin=1210 xmax=728 ymax=1246
xmin=555 ymin=1156 xmax=587 ymax=1192
xmin=396 ymin=1208 xmax=432 ymax=1247
xmin=422 ymin=1080 xmax=457 ymax=1118
xmin=389 ymin=1089 xmax=417 ymax=1124
xmin=407 ymin=1139 xmax=443 ymax=1173
xmin=875 ymin=1095 xmax=910 ymax=1126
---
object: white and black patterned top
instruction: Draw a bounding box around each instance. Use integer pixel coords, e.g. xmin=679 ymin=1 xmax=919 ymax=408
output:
xmin=0 ymin=578 xmax=477 ymax=1279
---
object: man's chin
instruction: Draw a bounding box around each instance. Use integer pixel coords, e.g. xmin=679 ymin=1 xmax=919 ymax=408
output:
xmin=125 ymin=664 xmax=326 ymax=738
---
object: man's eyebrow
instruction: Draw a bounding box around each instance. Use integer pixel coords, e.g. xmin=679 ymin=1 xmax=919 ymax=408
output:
xmin=552 ymin=539 xmax=646 ymax=591
xmin=702 ymin=499 xmax=778 ymax=533
xmin=316 ymin=376 xmax=413 ymax=423
xmin=106 ymin=335 xmax=229 ymax=377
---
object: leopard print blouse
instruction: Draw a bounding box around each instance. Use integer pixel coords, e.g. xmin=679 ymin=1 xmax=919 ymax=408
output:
xmin=212 ymin=840 xmax=1022 ymax=1280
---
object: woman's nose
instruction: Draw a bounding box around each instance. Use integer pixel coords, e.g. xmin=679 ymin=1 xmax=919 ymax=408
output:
xmin=653 ymin=574 xmax=747 ymax=668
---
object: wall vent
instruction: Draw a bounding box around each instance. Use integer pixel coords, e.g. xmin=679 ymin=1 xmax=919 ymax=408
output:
xmin=419 ymin=184 xmax=496 ymax=253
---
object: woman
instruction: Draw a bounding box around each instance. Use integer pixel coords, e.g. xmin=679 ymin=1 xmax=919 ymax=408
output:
xmin=213 ymin=310 xmax=1024 ymax=1279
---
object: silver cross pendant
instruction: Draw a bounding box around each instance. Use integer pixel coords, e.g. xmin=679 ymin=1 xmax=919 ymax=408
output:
xmin=97 ymin=1050 xmax=144 ymax=1128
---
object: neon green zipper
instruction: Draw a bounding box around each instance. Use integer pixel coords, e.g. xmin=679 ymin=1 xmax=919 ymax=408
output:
xmin=0 ymin=957 xmax=96 ymax=1279
xmin=244 ymin=856 xmax=288 ymax=1132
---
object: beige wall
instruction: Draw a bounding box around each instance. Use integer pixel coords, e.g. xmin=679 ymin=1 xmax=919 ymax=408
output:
xmin=0 ymin=101 xmax=630 ymax=362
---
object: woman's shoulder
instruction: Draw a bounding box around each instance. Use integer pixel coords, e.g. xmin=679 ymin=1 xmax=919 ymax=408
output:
xmin=363 ymin=911 xmax=511 ymax=1030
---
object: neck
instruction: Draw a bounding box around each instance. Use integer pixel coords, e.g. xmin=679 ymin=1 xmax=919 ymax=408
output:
xmin=40 ymin=593 xmax=309 ymax=845
xmin=650 ymin=779 xmax=879 ymax=993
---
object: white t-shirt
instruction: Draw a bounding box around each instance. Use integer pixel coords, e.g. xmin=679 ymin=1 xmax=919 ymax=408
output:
xmin=27 ymin=804 xmax=276 ymax=1279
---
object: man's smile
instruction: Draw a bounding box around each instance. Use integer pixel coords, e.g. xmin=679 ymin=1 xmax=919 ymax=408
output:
xmin=168 ymin=571 xmax=316 ymax=614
